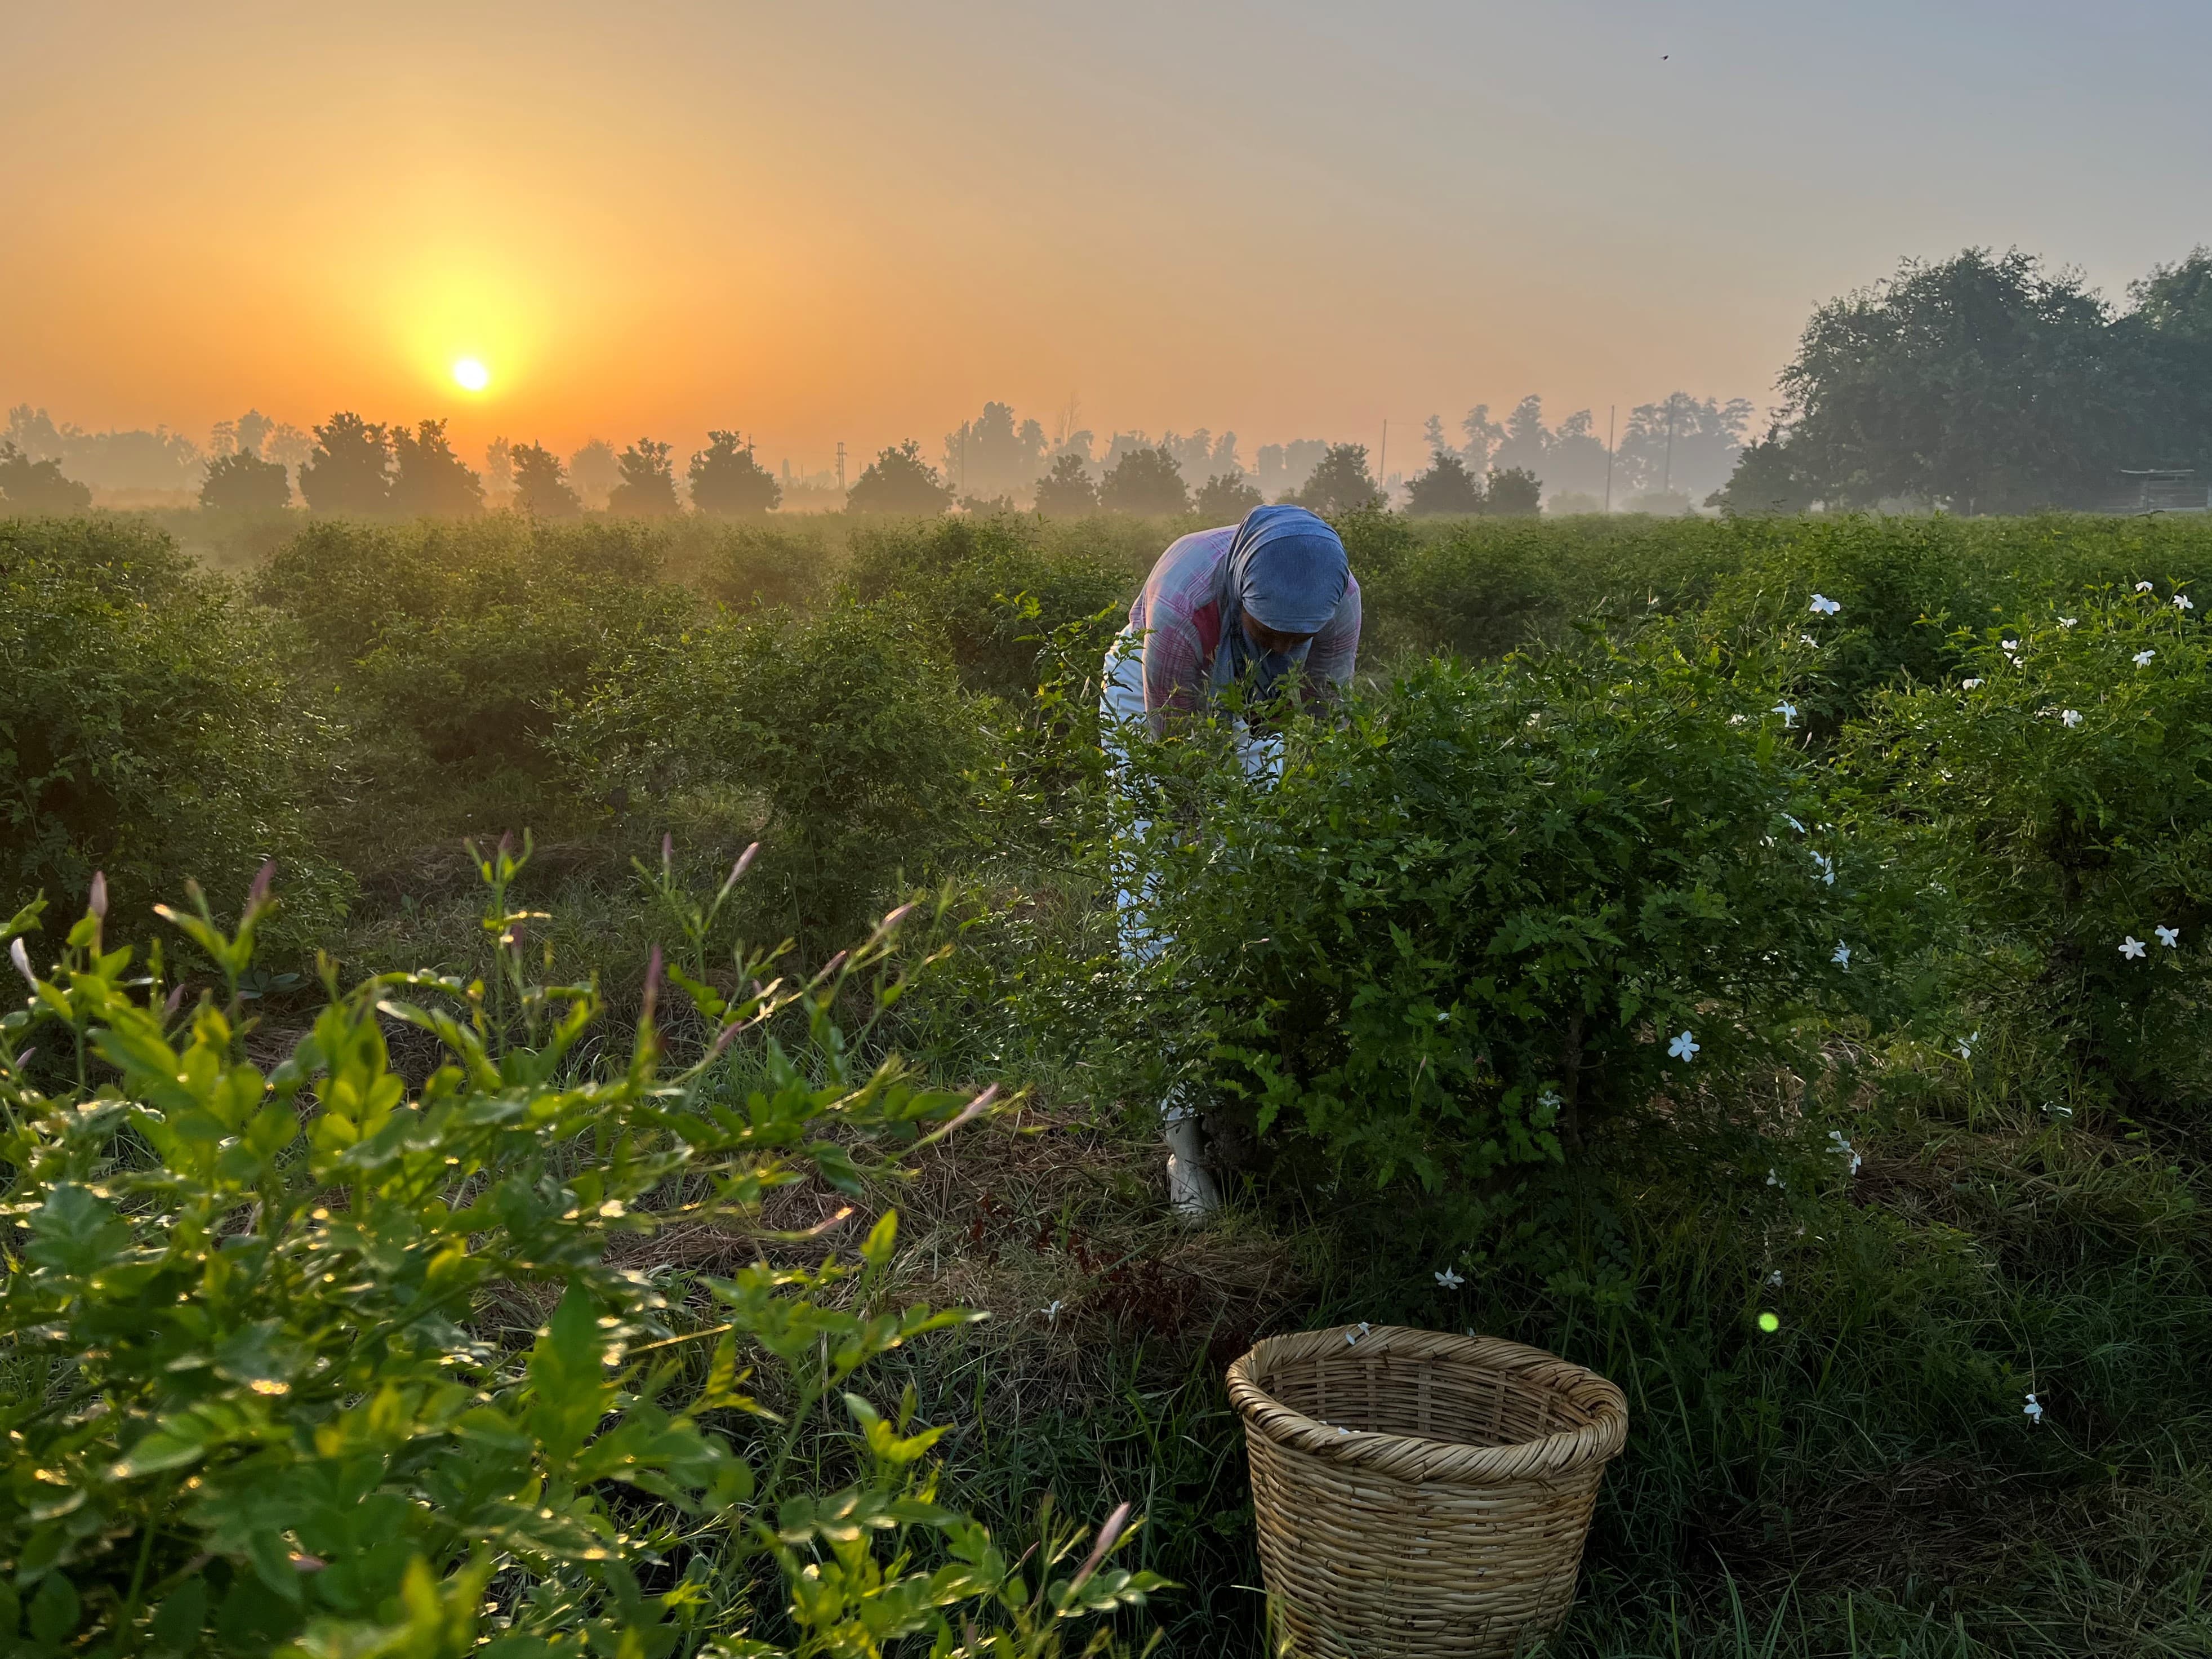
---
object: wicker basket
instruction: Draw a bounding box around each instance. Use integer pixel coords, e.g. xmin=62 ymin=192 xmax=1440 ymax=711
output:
xmin=1227 ymin=1325 xmax=1627 ymax=1659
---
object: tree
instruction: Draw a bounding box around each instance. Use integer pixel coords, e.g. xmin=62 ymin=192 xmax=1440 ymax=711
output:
xmin=510 ymin=442 xmax=582 ymax=518
xmin=0 ymin=442 xmax=92 ymax=512
xmin=847 ymin=441 xmax=954 ymax=514
xmin=689 ymin=430 xmax=782 ymax=514
xmin=1485 ymin=466 xmax=1543 ymax=516
xmin=1708 ymin=424 xmax=1817 ymax=516
xmin=1031 ymin=451 xmax=1098 ymax=515
xmin=389 ymin=419 xmax=484 ymax=515
xmin=568 ymin=438 xmax=620 ymax=510
xmin=941 ymin=401 xmax=1045 ymax=502
xmin=1765 ymin=250 xmax=2143 ymax=514
xmin=1192 ymin=469 xmax=1263 ymax=521
xmin=2129 ymin=247 xmax=2212 ymax=342
xmin=607 ymin=438 xmax=680 ymax=515
xmin=299 ymin=412 xmax=393 ymax=514
xmin=1612 ymin=394 xmax=1753 ymax=505
xmin=1098 ymin=446 xmax=1190 ymax=514
xmin=198 ymin=448 xmax=291 ymax=511
xmin=1405 ymin=451 xmax=1484 ymax=516
xmin=1297 ymin=443 xmax=1381 ymax=514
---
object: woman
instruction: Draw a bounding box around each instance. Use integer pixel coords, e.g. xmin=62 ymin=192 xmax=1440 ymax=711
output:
xmin=1100 ymin=504 xmax=1362 ymax=1215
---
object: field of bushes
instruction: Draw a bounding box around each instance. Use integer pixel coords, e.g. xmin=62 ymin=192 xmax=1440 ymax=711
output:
xmin=6 ymin=502 xmax=2212 ymax=1656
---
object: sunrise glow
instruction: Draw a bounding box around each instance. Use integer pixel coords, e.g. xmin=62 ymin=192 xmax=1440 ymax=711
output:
xmin=452 ymin=358 xmax=491 ymax=393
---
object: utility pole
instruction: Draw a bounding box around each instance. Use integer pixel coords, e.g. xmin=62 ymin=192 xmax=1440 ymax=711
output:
xmin=1663 ymin=395 xmax=1677 ymax=496
xmin=1377 ymin=419 xmax=1387 ymax=498
xmin=835 ymin=442 xmax=846 ymax=494
xmin=1604 ymin=405 xmax=1615 ymax=513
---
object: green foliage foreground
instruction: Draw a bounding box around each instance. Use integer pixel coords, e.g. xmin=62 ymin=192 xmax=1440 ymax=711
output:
xmin=0 ymin=850 xmax=1159 ymax=1656
xmin=11 ymin=506 xmax=2212 ymax=1656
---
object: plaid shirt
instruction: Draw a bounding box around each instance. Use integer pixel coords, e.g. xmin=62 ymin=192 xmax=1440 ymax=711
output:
xmin=1120 ymin=526 xmax=1361 ymax=726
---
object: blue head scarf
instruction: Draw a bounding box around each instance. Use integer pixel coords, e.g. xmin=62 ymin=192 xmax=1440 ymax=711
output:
xmin=1210 ymin=504 xmax=1350 ymax=699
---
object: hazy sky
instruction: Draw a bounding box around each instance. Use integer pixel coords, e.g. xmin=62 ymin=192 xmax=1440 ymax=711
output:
xmin=6 ymin=1 xmax=2209 ymax=474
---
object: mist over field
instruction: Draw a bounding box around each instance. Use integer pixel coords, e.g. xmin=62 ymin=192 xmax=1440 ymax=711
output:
xmin=10 ymin=6 xmax=2212 ymax=1657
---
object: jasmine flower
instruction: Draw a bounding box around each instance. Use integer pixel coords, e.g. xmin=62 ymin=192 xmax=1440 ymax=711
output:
xmin=2137 ymin=581 xmax=2156 ymax=593
xmin=1435 ymin=1267 xmax=1465 ymax=1290
xmin=2157 ymin=925 xmax=2180 ymax=948
xmin=1832 ymin=941 xmax=1852 ymax=968
xmin=1668 ymin=1030 xmax=1699 ymax=1061
xmin=1827 ymin=1129 xmax=1863 ymax=1175
xmin=2178 ymin=594 xmax=2195 ymax=612
xmin=1773 ymin=700 xmax=1798 ymax=727
xmin=1961 ymin=678 xmax=1983 ymax=690
xmin=2135 ymin=650 xmax=2156 ymax=667
xmin=2121 ymin=936 xmax=2147 ymax=960
xmin=2061 ymin=709 xmax=2082 ymax=727
xmin=2023 ymin=1392 xmax=2044 ymax=1425
xmin=1808 ymin=593 xmax=1841 ymax=615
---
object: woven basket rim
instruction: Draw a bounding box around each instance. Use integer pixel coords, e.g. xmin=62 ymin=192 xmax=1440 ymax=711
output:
xmin=1227 ymin=1324 xmax=1628 ymax=1485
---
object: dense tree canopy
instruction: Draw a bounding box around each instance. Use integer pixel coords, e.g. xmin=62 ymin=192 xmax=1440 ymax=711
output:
xmin=1192 ymin=468 xmax=1262 ymax=521
xmin=1484 ymin=465 xmax=1543 ymax=517
xmin=299 ymin=413 xmax=392 ymax=514
xmin=1031 ymin=452 xmax=1098 ymax=515
xmin=847 ymin=441 xmax=953 ymax=514
xmin=1717 ymin=248 xmax=2212 ymax=515
xmin=688 ymin=430 xmax=783 ymax=514
xmin=1098 ymin=446 xmax=1189 ymax=514
xmin=198 ymin=447 xmax=291 ymax=512
xmin=608 ymin=439 xmax=680 ymax=515
xmin=0 ymin=442 xmax=94 ymax=512
xmin=510 ymin=442 xmax=582 ymax=518
xmin=1405 ymin=451 xmax=1484 ymax=516
xmin=389 ymin=419 xmax=484 ymax=516
xmin=1296 ymin=443 xmax=1381 ymax=514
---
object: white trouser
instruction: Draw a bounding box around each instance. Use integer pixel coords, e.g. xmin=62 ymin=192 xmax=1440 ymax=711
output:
xmin=1100 ymin=632 xmax=1279 ymax=1212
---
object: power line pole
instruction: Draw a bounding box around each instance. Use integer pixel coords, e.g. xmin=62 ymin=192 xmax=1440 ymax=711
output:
xmin=1663 ymin=396 xmax=1677 ymax=496
xmin=1377 ymin=419 xmax=1387 ymax=497
xmin=1604 ymin=405 xmax=1615 ymax=513
xmin=835 ymin=442 xmax=846 ymax=494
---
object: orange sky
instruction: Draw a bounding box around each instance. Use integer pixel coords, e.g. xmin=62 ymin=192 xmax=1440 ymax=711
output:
xmin=6 ymin=1 xmax=2207 ymax=475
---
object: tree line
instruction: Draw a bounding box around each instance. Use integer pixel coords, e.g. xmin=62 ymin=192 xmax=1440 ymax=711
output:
xmin=1716 ymin=246 xmax=2212 ymax=514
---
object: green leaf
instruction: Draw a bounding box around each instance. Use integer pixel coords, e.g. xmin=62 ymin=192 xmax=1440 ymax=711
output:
xmin=25 ymin=1184 xmax=132 ymax=1279
xmin=527 ymin=1280 xmax=614 ymax=1466
xmin=26 ymin=1573 xmax=79 ymax=1644
xmin=860 ymin=1210 xmax=898 ymax=1269
xmin=148 ymin=1576 xmax=209 ymax=1651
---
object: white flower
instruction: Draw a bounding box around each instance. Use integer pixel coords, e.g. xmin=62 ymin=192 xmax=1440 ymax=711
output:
xmin=2137 ymin=581 xmax=2155 ymax=593
xmin=1766 ymin=1269 xmax=1784 ymax=1288
xmin=7 ymin=937 xmax=30 ymax=988
xmin=2135 ymin=650 xmax=2156 ymax=667
xmin=1766 ymin=1168 xmax=1785 ymax=1190
xmin=1668 ymin=1030 xmax=1699 ymax=1062
xmin=2121 ymin=936 xmax=2147 ymax=960
xmin=2157 ymin=925 xmax=2180 ymax=948
xmin=1961 ymin=678 xmax=1983 ymax=690
xmin=2059 ymin=616 xmax=2078 ymax=628
xmin=1773 ymin=701 xmax=1797 ymax=727
xmin=1800 ymin=633 xmax=1818 ymax=647
xmin=1827 ymin=1129 xmax=1863 ymax=1176
xmin=1783 ymin=814 xmax=1806 ymax=834
xmin=1043 ymin=1300 xmax=1063 ymax=1322
xmin=1537 ymin=1086 xmax=1562 ymax=1111
xmin=1832 ymin=941 xmax=1852 ymax=968
xmin=1808 ymin=593 xmax=1841 ymax=616
xmin=2178 ymin=594 xmax=2195 ymax=612
xmin=1954 ymin=1028 xmax=1980 ymax=1061
xmin=2023 ymin=1392 xmax=2044 ymax=1426
xmin=1811 ymin=851 xmax=1836 ymax=886
xmin=2001 ymin=639 xmax=2018 ymax=653
xmin=1728 ymin=713 xmax=1747 ymax=726
xmin=2060 ymin=709 xmax=2082 ymax=728
xmin=1434 ymin=1267 xmax=1465 ymax=1290
xmin=1344 ymin=1320 xmax=1373 ymax=1347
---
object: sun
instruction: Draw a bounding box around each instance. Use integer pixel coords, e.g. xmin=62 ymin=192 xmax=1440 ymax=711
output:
xmin=452 ymin=357 xmax=491 ymax=392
